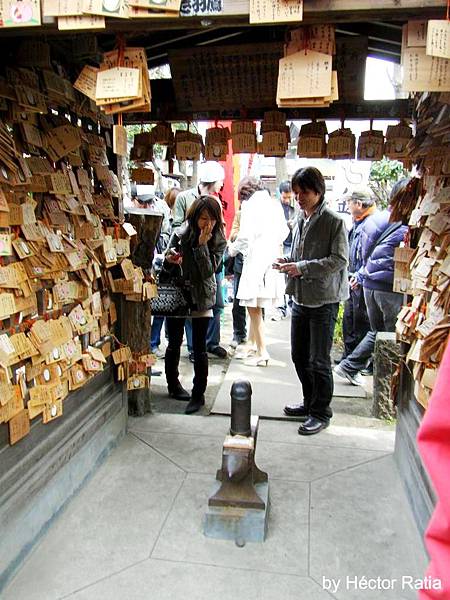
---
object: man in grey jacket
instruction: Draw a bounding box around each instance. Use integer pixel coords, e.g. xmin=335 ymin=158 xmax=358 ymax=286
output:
xmin=276 ymin=167 xmax=349 ymax=435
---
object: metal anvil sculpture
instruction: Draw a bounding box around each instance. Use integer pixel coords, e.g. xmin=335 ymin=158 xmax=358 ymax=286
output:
xmin=208 ymin=380 xmax=268 ymax=511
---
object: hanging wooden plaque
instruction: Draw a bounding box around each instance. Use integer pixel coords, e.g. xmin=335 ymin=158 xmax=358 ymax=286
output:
xmin=357 ymin=130 xmax=385 ymax=161
xmin=9 ymin=409 xmax=30 ymax=445
xmin=327 ymin=128 xmax=356 ymax=160
xmin=113 ymin=125 xmax=127 ymax=156
xmin=426 ymin=20 xmax=450 ymax=60
xmin=249 ymin=0 xmax=303 ymax=25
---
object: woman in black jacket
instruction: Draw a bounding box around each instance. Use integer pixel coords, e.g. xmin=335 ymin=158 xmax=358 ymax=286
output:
xmin=164 ymin=195 xmax=226 ymax=414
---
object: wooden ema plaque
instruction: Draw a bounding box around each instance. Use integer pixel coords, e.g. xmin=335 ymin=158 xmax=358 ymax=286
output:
xmin=249 ymin=0 xmax=303 ymax=25
xmin=9 ymin=409 xmax=30 ymax=445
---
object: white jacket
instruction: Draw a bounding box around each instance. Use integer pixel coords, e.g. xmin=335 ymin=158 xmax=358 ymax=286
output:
xmin=229 ymin=190 xmax=289 ymax=300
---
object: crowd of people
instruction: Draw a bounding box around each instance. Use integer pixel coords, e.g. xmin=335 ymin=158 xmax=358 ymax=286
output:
xmin=138 ymin=161 xmax=407 ymax=430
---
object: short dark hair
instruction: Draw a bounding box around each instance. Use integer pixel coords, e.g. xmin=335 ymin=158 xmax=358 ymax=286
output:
xmin=237 ymin=176 xmax=265 ymax=202
xmin=291 ymin=167 xmax=326 ymax=202
xmin=279 ymin=180 xmax=292 ymax=194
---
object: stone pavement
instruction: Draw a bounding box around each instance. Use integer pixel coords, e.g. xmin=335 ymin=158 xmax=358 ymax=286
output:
xmin=3 ymin=412 xmax=427 ymax=600
xmin=2 ymin=307 xmax=428 ymax=599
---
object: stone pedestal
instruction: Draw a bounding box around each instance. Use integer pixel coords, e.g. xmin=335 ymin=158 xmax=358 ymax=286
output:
xmin=203 ymin=481 xmax=269 ymax=544
xmin=372 ymin=332 xmax=401 ymax=420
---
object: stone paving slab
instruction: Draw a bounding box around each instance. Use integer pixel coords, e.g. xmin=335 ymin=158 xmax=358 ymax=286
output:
xmin=3 ymin=417 xmax=426 ymax=600
xmin=66 ymin=560 xmax=330 ymax=600
xmin=132 ymin=429 xmax=389 ymax=482
xmin=129 ymin=413 xmax=395 ymax=452
xmin=2 ymin=435 xmax=185 ymax=600
xmin=310 ymin=455 xmax=428 ymax=600
xmin=151 ymin=473 xmax=310 ymax=577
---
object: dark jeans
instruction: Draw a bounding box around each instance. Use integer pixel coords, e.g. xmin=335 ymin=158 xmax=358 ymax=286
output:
xmin=150 ymin=316 xmax=165 ymax=351
xmin=291 ymin=302 xmax=339 ymax=422
xmin=232 ymin=271 xmax=247 ymax=342
xmin=340 ymin=288 xmax=403 ymax=375
xmin=169 ymin=317 xmax=209 ymax=356
xmin=342 ymin=286 xmax=370 ymax=358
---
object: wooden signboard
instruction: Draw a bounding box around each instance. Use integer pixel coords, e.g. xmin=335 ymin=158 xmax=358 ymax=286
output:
xmin=180 ymin=0 xmax=222 ymax=16
xmin=169 ymin=43 xmax=283 ymax=111
xmin=335 ymin=36 xmax=367 ymax=103
xmin=113 ymin=125 xmax=128 ymax=156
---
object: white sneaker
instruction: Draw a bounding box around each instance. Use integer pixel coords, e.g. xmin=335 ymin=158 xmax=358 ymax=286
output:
xmin=152 ymin=347 xmax=166 ymax=359
xmin=334 ymin=364 xmax=364 ymax=386
xmin=230 ymin=338 xmax=247 ymax=350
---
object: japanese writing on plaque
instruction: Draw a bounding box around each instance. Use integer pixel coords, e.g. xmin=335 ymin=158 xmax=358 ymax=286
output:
xmin=250 ymin=0 xmax=303 ymax=24
xmin=403 ymin=47 xmax=450 ymax=92
xmin=170 ymin=43 xmax=283 ymax=111
xmin=42 ymin=0 xmax=83 ymax=16
xmin=277 ymin=50 xmax=332 ymax=99
xmin=96 ymin=67 xmax=140 ymax=100
xmin=426 ymin=20 xmax=450 ymax=60
xmin=180 ymin=0 xmax=222 ymax=16
xmin=290 ymin=24 xmax=334 ymax=55
xmin=57 ymin=14 xmax=105 ymax=30
xmin=407 ymin=20 xmax=427 ymax=47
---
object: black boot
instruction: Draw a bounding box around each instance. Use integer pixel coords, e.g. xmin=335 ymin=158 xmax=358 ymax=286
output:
xmin=165 ymin=347 xmax=190 ymax=401
xmin=185 ymin=352 xmax=208 ymax=415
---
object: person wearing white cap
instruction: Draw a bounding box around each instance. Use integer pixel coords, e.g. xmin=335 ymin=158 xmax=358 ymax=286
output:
xmin=172 ymin=161 xmax=225 ymax=228
xmin=172 ymin=161 xmax=228 ymax=360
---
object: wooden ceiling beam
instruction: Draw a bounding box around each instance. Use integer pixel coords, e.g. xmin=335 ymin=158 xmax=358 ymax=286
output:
xmin=0 ymin=0 xmax=445 ymax=37
xmin=122 ymin=79 xmax=412 ymax=124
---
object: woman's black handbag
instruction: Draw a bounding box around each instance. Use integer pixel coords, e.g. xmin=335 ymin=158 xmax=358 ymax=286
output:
xmin=150 ymin=283 xmax=190 ymax=317
xmin=150 ymin=263 xmax=191 ymax=317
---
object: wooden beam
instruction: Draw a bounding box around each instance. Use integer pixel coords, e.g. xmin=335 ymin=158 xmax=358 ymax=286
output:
xmin=123 ymin=80 xmax=412 ymax=123
xmin=0 ymin=0 xmax=445 ymax=37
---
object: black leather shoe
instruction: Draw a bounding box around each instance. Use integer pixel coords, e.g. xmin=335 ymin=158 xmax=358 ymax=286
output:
xmin=168 ymin=383 xmax=190 ymax=401
xmin=185 ymin=395 xmax=205 ymax=414
xmin=207 ymin=345 xmax=228 ymax=358
xmin=284 ymin=403 xmax=309 ymax=420
xmin=298 ymin=417 xmax=329 ymax=436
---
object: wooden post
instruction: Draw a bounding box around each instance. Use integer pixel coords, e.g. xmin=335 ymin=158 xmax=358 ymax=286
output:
xmin=122 ymin=210 xmax=163 ymax=416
